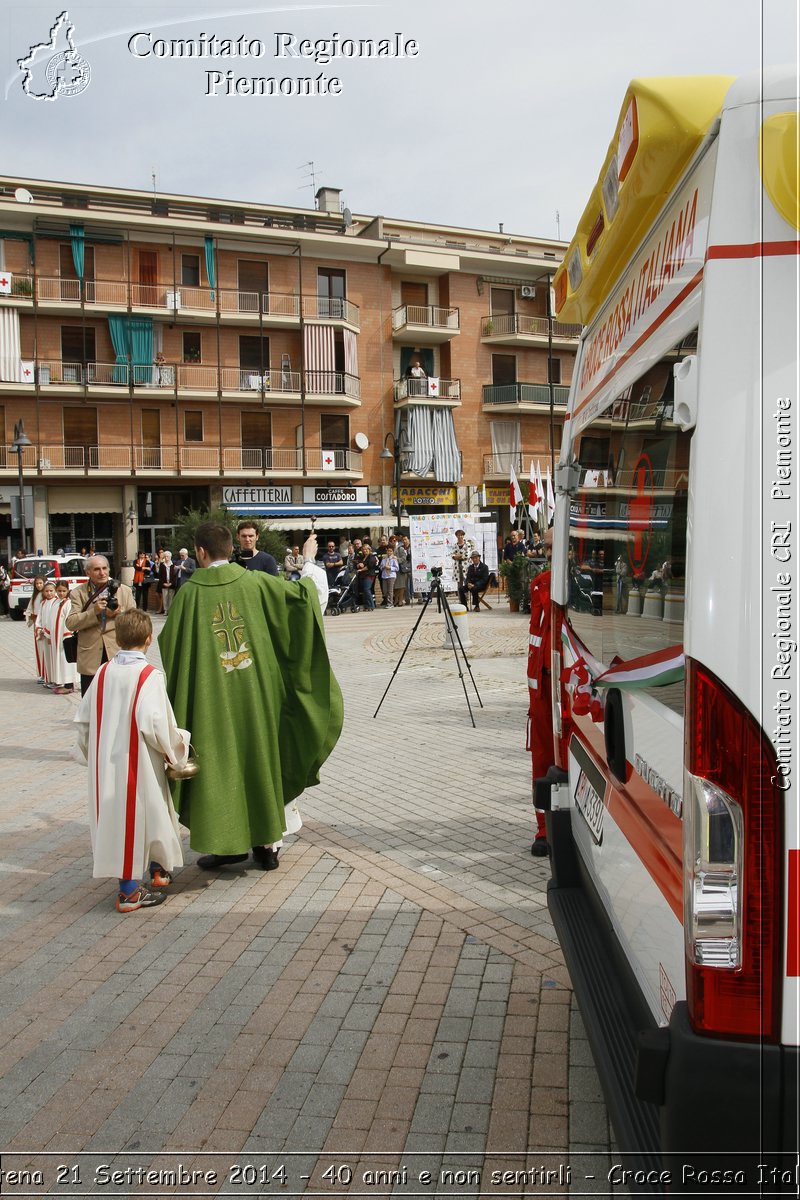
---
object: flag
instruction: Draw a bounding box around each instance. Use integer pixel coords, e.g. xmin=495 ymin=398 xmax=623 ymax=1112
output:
xmin=427 ymin=377 xmax=440 ymax=397
xmin=546 ymin=464 xmax=556 ymax=525
xmin=528 ymin=460 xmax=541 ymax=521
xmin=536 ymin=460 xmax=546 ymax=528
xmin=321 ymin=451 xmax=336 ymax=471
xmin=509 ymin=464 xmax=523 ymax=522
xmin=20 ymin=361 xmax=35 ymax=383
xmin=0 ymin=273 xmax=12 ymax=295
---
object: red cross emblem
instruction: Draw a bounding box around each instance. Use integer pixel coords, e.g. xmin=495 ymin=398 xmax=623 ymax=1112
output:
xmin=22 ymin=366 xmax=32 ymax=378
xmin=324 ymin=455 xmax=333 ymax=467
xmin=0 ymin=276 xmax=9 ymax=288
xmin=429 ymin=379 xmax=438 ymax=394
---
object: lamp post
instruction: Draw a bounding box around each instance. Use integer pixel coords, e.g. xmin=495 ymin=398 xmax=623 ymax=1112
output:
xmin=12 ymin=420 xmax=33 ymax=554
xmin=381 ymin=430 xmax=409 ymax=529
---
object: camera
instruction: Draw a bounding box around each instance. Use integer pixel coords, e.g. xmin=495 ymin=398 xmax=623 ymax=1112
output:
xmin=105 ymin=579 xmax=120 ymax=611
xmin=430 ymin=566 xmax=443 ymax=578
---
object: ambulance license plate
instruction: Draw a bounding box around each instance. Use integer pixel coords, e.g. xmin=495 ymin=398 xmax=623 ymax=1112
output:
xmin=574 ymin=769 xmax=604 ymax=845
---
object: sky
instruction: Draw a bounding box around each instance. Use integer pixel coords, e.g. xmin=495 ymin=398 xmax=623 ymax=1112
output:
xmin=1 ymin=0 xmax=797 ymax=243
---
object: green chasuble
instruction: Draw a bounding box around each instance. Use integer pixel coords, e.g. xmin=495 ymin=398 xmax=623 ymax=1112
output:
xmin=158 ymin=563 xmax=343 ymax=854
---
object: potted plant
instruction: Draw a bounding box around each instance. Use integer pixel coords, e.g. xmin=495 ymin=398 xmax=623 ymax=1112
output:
xmin=499 ymin=555 xmax=526 ymax=612
xmin=11 ymin=277 xmax=33 ymax=297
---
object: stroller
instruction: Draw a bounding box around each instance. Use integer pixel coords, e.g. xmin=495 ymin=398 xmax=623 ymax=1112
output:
xmin=327 ymin=567 xmax=359 ymax=614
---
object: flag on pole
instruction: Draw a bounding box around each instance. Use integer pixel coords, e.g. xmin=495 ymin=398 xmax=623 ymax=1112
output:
xmin=536 ymin=460 xmax=546 ymax=529
xmin=546 ymin=464 xmax=556 ymax=525
xmin=528 ymin=460 xmax=541 ymax=521
xmin=510 ymin=464 xmax=524 ymax=522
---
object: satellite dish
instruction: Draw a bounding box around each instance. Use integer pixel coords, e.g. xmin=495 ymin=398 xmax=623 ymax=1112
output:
xmin=354 ymin=431 xmax=369 ymax=450
xmin=14 ymin=187 xmax=33 ymax=204
xmin=342 ymin=207 xmax=353 ymax=227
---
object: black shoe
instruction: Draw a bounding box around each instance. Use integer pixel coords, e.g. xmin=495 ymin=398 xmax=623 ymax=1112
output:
xmin=531 ymin=838 xmax=549 ymax=858
xmin=196 ymin=853 xmax=248 ymax=869
xmin=252 ymin=845 xmax=280 ymax=871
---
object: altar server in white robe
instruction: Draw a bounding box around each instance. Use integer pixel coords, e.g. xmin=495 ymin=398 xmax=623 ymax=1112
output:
xmin=50 ymin=580 xmax=77 ymax=693
xmin=35 ymin=581 xmax=58 ymax=686
xmin=74 ymin=608 xmax=190 ymax=913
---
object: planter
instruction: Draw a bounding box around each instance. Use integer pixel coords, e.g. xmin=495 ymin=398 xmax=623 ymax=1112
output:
xmin=508 ymin=598 xmax=520 ymax=613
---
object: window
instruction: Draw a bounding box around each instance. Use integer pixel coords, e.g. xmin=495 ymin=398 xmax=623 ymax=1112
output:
xmin=492 ymin=354 xmax=517 ymax=386
xmin=184 ymin=411 xmax=203 ymax=442
xmin=183 ymin=332 xmax=201 ymax=363
xmin=548 ymin=357 xmax=562 ymax=385
xmin=61 ymin=326 xmax=95 ymax=371
xmin=239 ymin=335 xmax=270 ymax=371
xmin=63 ymin=406 xmax=97 ymax=450
xmin=241 ymin=411 xmax=272 ymax=448
xmin=321 ymin=413 xmax=349 ymax=450
xmin=401 ymin=281 xmax=428 ymax=309
xmin=181 ymin=254 xmax=200 ymax=287
xmin=565 ymin=334 xmax=692 ymax=716
xmin=317 ymin=268 xmax=346 ymax=318
xmin=490 ymin=287 xmax=515 ymax=316
xmin=60 ymin=244 xmax=95 ymax=281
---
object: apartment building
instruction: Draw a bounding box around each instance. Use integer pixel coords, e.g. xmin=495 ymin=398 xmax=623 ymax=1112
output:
xmin=0 ymin=177 xmax=578 ymax=567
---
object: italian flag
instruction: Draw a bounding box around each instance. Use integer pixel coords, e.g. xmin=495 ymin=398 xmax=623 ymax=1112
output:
xmin=593 ymin=644 xmax=685 ymax=690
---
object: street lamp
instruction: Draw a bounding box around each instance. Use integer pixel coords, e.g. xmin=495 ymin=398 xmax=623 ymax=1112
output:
xmin=127 ymin=502 xmax=137 ymax=534
xmin=381 ymin=430 xmax=410 ymax=528
xmin=11 ymin=420 xmax=32 ymax=554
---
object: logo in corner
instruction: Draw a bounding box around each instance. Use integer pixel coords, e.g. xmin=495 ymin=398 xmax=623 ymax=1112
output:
xmin=18 ymin=11 xmax=91 ymax=101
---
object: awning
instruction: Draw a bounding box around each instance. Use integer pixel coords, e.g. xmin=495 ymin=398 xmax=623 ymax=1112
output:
xmin=265 ymin=515 xmax=392 ymax=532
xmin=225 ymin=503 xmax=382 ymax=517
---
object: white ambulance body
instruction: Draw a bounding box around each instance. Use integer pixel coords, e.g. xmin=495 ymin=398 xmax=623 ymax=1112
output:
xmin=546 ymin=71 xmax=798 ymax=1174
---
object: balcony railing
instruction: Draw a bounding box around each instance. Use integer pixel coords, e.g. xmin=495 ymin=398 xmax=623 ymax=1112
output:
xmin=15 ymin=360 xmax=359 ymax=400
xmin=33 ymin=277 xmax=302 ymax=318
xmin=482 ymin=383 xmax=569 ymax=407
xmin=393 ymin=377 xmax=461 ymax=401
xmin=481 ymin=314 xmax=582 ymax=339
xmin=302 ymin=296 xmax=360 ymax=326
xmin=392 ymin=304 xmax=460 ymax=332
xmin=483 ymin=453 xmax=524 ymax=475
xmin=1 ymin=443 xmax=361 ymax=475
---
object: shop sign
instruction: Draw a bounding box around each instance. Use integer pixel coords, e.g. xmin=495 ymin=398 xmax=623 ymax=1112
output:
xmin=223 ymin=486 xmax=291 ymax=505
xmin=482 ymin=486 xmax=507 ymax=507
xmin=302 ymin=486 xmax=368 ymax=505
xmin=397 ymin=486 xmax=457 ymax=507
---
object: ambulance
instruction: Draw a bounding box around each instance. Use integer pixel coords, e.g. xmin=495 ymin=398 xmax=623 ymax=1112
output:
xmin=544 ymin=71 xmax=799 ymax=1177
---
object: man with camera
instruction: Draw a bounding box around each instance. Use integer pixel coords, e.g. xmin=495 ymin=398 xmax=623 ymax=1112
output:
xmin=232 ymin=521 xmax=279 ymax=576
xmin=65 ymin=555 xmax=135 ymax=696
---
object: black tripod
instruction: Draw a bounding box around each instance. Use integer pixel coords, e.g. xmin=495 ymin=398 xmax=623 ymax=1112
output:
xmin=373 ymin=571 xmax=483 ymax=728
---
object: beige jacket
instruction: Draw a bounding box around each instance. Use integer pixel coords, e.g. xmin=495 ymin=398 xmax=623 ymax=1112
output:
xmin=65 ymin=582 xmax=135 ymax=677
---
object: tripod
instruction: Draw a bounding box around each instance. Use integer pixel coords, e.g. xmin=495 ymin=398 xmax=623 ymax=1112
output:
xmin=373 ymin=573 xmax=483 ymax=728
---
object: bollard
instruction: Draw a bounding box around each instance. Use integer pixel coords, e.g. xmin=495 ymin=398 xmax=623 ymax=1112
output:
xmin=642 ymin=587 xmax=665 ymax=619
xmin=445 ymin=603 xmax=471 ymax=648
xmin=663 ymin=587 xmax=685 ymax=624
xmin=627 ymin=590 xmax=643 ymax=616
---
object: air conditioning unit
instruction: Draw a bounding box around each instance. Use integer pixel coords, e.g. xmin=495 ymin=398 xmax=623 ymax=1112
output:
xmin=520 ymin=285 xmax=536 ymax=299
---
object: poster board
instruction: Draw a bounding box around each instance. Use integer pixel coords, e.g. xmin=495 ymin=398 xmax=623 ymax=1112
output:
xmin=409 ymin=513 xmax=497 ymax=595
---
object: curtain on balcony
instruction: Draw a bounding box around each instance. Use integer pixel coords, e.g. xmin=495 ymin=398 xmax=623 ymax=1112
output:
xmin=401 ymin=405 xmax=461 ymax=484
xmin=304 ymin=324 xmax=336 ymax=393
xmin=204 ymin=236 xmax=216 ymax=299
xmin=343 ymin=328 xmax=358 ymax=379
xmin=69 ymin=224 xmax=85 ymax=286
xmin=490 ymin=420 xmax=521 ymax=473
xmin=0 ymin=306 xmax=22 ymax=382
xmin=108 ymin=315 xmax=153 ymax=385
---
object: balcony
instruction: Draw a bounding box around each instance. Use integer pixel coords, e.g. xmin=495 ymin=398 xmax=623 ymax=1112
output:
xmin=0 ymin=443 xmax=363 ymax=479
xmin=393 ymin=377 xmax=461 ymax=405
xmin=302 ymin=296 xmax=360 ymax=330
xmin=481 ymin=313 xmax=581 ymax=348
xmin=7 ymin=360 xmax=360 ymax=406
xmin=31 ymin=277 xmax=302 ymax=326
xmin=482 ymin=382 xmax=569 ymax=411
xmin=483 ymin=452 xmax=525 ymax=479
xmin=392 ymin=304 xmax=460 ymax=344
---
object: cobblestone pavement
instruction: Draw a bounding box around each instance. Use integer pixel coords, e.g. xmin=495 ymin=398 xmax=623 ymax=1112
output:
xmin=0 ymin=597 xmax=617 ymax=1197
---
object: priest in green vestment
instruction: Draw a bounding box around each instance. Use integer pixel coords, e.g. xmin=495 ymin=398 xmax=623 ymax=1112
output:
xmin=159 ymin=522 xmax=343 ymax=868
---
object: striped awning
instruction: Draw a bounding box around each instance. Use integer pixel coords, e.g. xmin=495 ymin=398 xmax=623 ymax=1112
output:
xmin=226 ymin=502 xmax=381 ymax=517
xmin=304 ymin=324 xmax=336 ymax=393
xmin=401 ymin=405 xmax=462 ymax=483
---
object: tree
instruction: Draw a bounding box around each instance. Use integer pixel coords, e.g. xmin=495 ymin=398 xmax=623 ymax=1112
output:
xmin=171 ymin=507 xmax=287 ymax=565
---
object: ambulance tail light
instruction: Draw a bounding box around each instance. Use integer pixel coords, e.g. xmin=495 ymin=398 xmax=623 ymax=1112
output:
xmin=684 ymin=659 xmax=782 ymax=1041
xmin=552 ymin=604 xmax=573 ymax=769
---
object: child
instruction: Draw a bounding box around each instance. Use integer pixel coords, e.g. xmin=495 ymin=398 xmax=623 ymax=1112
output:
xmin=74 ymin=609 xmax=190 ymax=913
xmin=35 ymin=579 xmax=58 ymax=687
xmin=27 ymin=573 xmax=47 ymax=683
xmin=51 ymin=580 xmax=77 ymax=694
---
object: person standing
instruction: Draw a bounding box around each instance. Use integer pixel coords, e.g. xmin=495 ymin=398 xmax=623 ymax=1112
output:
xmin=393 ymin=538 xmax=408 ymax=607
xmin=356 ymin=543 xmax=377 ymax=611
xmin=233 ymin=521 xmax=279 ymax=575
xmin=322 ymin=541 xmax=344 ymax=590
xmin=379 ymin=546 xmax=399 ymax=607
xmin=527 ymin=544 xmax=553 ymax=857
xmin=65 ymin=555 xmax=135 ymax=696
xmin=174 ymin=548 xmax=196 ymax=591
xmin=74 ymin=609 xmax=189 ymax=913
xmin=27 ymin=573 xmax=47 ymax=684
xmin=283 ymin=545 xmax=304 ymax=581
xmin=159 ymin=550 xmax=178 ymax=614
xmin=0 ymin=562 xmax=10 ymax=618
xmin=132 ymin=550 xmax=154 ymax=610
xmin=50 ymin=579 xmax=77 ymax=694
xmin=35 ymin=580 xmax=58 ymax=687
xmin=159 ymin=523 xmax=342 ymax=871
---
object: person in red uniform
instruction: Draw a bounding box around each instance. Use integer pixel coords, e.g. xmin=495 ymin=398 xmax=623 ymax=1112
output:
xmin=527 ymin=535 xmax=553 ymax=857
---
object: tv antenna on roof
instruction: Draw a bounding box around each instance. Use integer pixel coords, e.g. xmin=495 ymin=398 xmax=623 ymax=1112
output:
xmin=298 ymin=160 xmax=321 ymax=202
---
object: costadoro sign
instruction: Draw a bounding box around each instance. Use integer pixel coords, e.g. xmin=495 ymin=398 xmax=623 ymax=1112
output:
xmin=302 ymin=487 xmax=368 ymax=505
xmin=223 ymin=486 xmax=291 ymax=505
